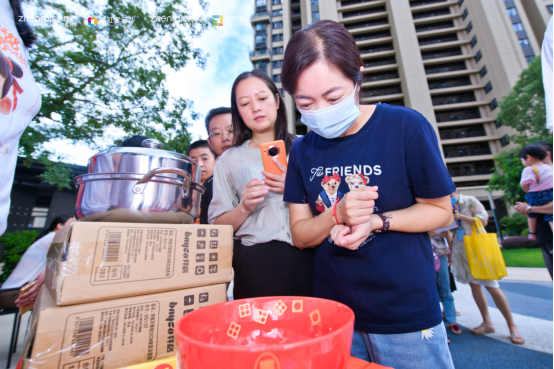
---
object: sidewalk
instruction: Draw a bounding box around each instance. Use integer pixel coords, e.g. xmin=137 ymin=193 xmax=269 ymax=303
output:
xmin=504 ymin=267 xmax=552 ymax=282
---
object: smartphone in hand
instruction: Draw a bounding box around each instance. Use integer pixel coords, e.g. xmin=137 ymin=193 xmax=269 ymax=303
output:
xmin=260 ymin=140 xmax=287 ymax=175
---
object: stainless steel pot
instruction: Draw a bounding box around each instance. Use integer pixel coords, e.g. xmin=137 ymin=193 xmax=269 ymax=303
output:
xmin=74 ymin=139 xmax=205 ymax=224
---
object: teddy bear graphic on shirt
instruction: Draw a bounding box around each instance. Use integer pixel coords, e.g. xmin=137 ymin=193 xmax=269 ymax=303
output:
xmin=345 ymin=173 xmax=369 ymax=191
xmin=0 ymin=51 xmax=24 ymax=115
xmin=315 ymin=173 xmax=343 ymax=213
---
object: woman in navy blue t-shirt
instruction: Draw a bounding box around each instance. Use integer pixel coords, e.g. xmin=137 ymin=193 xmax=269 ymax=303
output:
xmin=281 ymin=21 xmax=456 ymax=368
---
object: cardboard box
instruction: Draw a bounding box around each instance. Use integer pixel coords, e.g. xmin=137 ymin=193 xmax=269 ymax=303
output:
xmin=22 ymin=284 xmax=226 ymax=369
xmin=118 ymin=356 xmax=177 ymax=369
xmin=46 ymin=222 xmax=233 ymax=305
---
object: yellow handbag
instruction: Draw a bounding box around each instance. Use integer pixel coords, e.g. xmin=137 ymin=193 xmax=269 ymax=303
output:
xmin=463 ymin=217 xmax=508 ymax=280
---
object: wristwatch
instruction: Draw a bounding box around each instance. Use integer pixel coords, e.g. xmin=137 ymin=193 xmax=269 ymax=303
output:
xmin=526 ymin=205 xmax=532 ymax=212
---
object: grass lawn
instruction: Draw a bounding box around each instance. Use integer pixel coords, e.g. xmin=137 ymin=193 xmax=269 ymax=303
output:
xmin=501 ymin=248 xmax=546 ymax=268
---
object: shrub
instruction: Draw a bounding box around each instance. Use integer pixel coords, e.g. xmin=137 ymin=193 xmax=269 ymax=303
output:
xmin=499 ymin=214 xmax=529 ymax=236
xmin=501 ymin=236 xmax=538 ymax=249
xmin=0 ymin=230 xmax=40 ymax=284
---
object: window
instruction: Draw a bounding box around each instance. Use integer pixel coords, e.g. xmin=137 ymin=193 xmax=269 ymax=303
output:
xmin=272 ymin=34 xmax=283 ymax=42
xmin=519 ymin=39 xmax=529 ymax=46
xmin=255 ymin=23 xmax=267 ymax=31
xmin=485 ymin=81 xmax=493 ymax=94
xmin=272 ymin=47 xmax=283 ymax=54
xmin=279 ymin=88 xmax=285 ymax=96
xmin=512 ymin=22 xmax=524 ymax=32
xmin=273 ymin=74 xmax=281 ymax=83
xmin=256 ymin=0 xmax=267 ymax=9
xmin=255 ymin=34 xmax=266 ymax=45
xmin=495 ymin=120 xmax=502 ymax=128
xmin=475 ymin=50 xmax=482 ymax=62
xmin=272 ymin=0 xmax=282 ymax=4
xmin=500 ymin=135 xmax=510 ymax=147
xmin=479 ymin=65 xmax=487 ymax=77
xmin=506 ymin=8 xmax=517 ymax=16
xmin=312 ymin=12 xmax=320 ymax=21
xmin=490 ymin=98 xmax=498 ymax=110
xmin=465 ymin=21 xmax=473 ymax=33
xmin=462 ymin=8 xmax=468 ymax=20
xmin=255 ymin=61 xmax=267 ymax=70
xmin=272 ymin=10 xmax=282 ymax=16
xmin=273 ymin=60 xmax=283 ymax=68
xmin=548 ymin=5 xmax=553 ymax=14
xmin=458 ymin=0 xmax=464 ymax=5
xmin=272 ymin=21 xmax=283 ymax=29
xmin=470 ymin=35 xmax=478 ymax=48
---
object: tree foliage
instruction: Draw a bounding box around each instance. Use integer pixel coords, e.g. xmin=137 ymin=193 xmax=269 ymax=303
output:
xmin=0 ymin=230 xmax=40 ymax=283
xmin=488 ymin=56 xmax=553 ymax=204
xmin=22 ymin=0 xmax=211 ymax=188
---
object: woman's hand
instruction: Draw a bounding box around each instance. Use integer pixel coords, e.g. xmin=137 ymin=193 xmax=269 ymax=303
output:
xmin=331 ymin=214 xmax=383 ymax=250
xmin=336 ymin=186 xmax=379 ymax=226
xmin=240 ymin=178 xmax=269 ymax=213
xmin=514 ymin=202 xmax=530 ymax=216
xmin=261 ymin=157 xmax=287 ymax=193
xmin=15 ymin=270 xmax=45 ymax=308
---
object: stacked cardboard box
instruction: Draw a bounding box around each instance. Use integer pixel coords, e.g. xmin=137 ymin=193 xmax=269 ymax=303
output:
xmin=21 ymin=222 xmax=234 ymax=369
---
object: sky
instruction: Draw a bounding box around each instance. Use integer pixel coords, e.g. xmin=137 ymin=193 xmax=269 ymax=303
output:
xmin=38 ymin=0 xmax=255 ymax=166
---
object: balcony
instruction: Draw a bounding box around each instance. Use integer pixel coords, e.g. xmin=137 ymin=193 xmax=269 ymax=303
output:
xmin=359 ymin=42 xmax=393 ymax=54
xmin=343 ymin=17 xmax=388 ymax=30
xmin=364 ymin=56 xmax=396 ymax=68
xmin=428 ymin=76 xmax=471 ymax=90
xmin=436 ymin=108 xmax=481 ymax=122
xmin=361 ymin=84 xmax=402 ymax=98
xmin=443 ymin=144 xmax=491 ymax=158
xmin=291 ymin=0 xmax=300 ymax=6
xmin=447 ymin=161 xmax=495 ymax=177
xmin=410 ymin=0 xmax=447 ymax=6
xmin=353 ymin=29 xmax=391 ymax=42
xmin=421 ymin=47 xmax=462 ymax=60
xmin=419 ymin=33 xmax=458 ymax=46
xmin=343 ymin=6 xmax=386 ymax=18
xmin=415 ymin=20 xmax=454 ymax=32
xmin=363 ymin=70 xmax=399 ymax=82
xmin=425 ymin=61 xmax=466 ymax=74
xmin=341 ymin=0 xmax=380 ymax=6
xmin=439 ymin=125 xmax=487 ymax=140
xmin=432 ymin=92 xmax=475 ymax=106
xmin=292 ymin=20 xmax=301 ymax=29
xmin=250 ymin=48 xmax=269 ymax=56
xmin=413 ymin=8 xmax=450 ymax=19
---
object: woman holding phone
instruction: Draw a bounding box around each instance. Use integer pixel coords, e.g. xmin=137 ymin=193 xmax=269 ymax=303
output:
xmin=208 ymin=69 xmax=315 ymax=299
xmin=281 ymin=21 xmax=455 ymax=368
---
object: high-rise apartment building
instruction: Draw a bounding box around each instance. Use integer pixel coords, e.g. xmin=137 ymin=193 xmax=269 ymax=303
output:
xmin=250 ymin=0 xmax=552 ymax=220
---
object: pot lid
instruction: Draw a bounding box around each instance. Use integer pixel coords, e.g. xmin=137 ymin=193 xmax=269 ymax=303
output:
xmin=90 ymin=138 xmax=195 ymax=163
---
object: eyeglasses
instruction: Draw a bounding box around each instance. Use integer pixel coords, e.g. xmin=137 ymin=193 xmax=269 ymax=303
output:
xmin=209 ymin=128 xmax=234 ymax=139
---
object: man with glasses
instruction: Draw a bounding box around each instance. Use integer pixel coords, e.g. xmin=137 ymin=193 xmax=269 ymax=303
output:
xmin=199 ymin=107 xmax=233 ymax=225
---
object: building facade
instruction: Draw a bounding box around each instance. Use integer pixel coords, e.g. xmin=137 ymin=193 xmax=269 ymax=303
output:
xmin=250 ymin=0 xmax=552 ymax=223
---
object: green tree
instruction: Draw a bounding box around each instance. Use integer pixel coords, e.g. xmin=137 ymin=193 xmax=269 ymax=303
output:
xmin=488 ymin=56 xmax=553 ymax=204
xmin=21 ymin=0 xmax=211 ymax=188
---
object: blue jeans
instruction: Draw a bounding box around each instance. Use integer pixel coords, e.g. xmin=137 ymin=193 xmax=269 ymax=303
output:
xmin=351 ymin=322 xmax=454 ymax=369
xmin=439 ymin=255 xmax=457 ymax=325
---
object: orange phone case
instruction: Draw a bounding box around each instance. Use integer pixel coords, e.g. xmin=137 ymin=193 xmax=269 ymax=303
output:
xmin=260 ymin=140 xmax=288 ymax=175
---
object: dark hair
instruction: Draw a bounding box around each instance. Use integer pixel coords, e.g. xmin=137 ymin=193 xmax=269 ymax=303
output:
xmin=10 ymin=0 xmax=36 ymax=48
xmin=121 ymin=135 xmax=150 ymax=147
xmin=230 ymin=69 xmax=296 ymax=153
xmin=187 ymin=140 xmax=218 ymax=158
xmin=33 ymin=215 xmax=70 ymax=242
xmin=518 ymin=143 xmax=547 ymax=160
xmin=536 ymin=141 xmax=553 ymax=160
xmin=205 ymin=107 xmax=232 ymax=134
xmin=281 ymin=20 xmax=363 ymax=96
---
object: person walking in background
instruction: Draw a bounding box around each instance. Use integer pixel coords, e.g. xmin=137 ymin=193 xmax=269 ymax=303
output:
xmin=429 ymin=229 xmax=461 ymax=337
xmin=0 ymin=0 xmax=42 ymax=238
xmin=518 ymin=143 xmax=553 ymax=239
xmin=450 ymin=190 xmax=524 ymax=344
xmin=199 ymin=107 xmax=233 ymax=225
xmin=2 ymin=216 xmax=74 ymax=309
xmin=208 ymin=70 xmax=315 ymax=300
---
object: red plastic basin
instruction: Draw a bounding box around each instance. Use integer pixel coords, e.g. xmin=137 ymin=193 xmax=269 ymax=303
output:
xmin=176 ymin=296 xmax=355 ymax=369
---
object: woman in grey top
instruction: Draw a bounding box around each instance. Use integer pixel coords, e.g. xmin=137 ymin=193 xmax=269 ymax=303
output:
xmin=208 ymin=70 xmax=315 ymax=299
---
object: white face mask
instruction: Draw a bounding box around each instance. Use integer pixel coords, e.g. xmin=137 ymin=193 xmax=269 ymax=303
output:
xmin=297 ymin=83 xmax=361 ymax=139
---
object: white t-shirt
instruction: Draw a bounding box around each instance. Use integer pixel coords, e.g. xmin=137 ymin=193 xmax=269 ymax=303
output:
xmin=0 ymin=1 xmax=42 ymax=236
xmin=1 ymin=231 xmax=54 ymax=289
